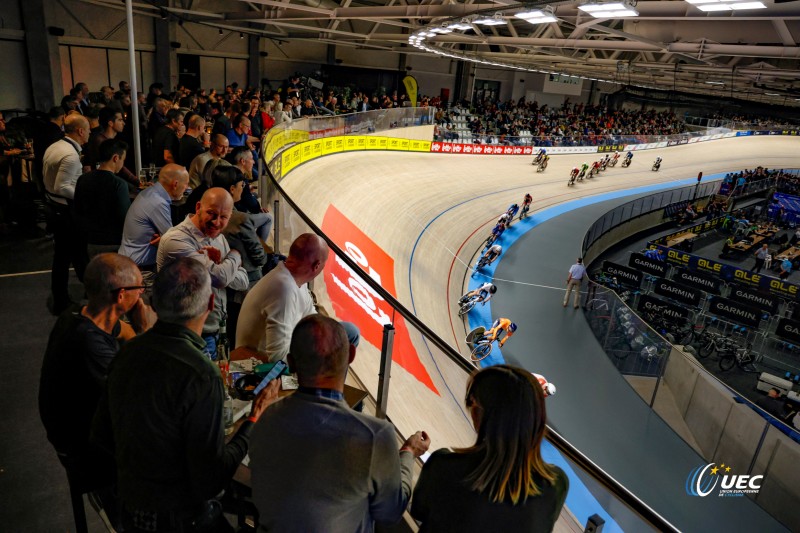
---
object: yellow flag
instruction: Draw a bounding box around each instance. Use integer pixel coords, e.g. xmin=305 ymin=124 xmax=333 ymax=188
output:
xmin=403 ymin=75 xmax=418 ymax=107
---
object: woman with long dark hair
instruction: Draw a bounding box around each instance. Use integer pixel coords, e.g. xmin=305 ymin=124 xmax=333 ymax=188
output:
xmin=411 ymin=365 xmax=568 ymax=532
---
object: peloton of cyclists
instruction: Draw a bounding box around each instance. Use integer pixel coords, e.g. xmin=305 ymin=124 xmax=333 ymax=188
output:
xmin=459 ymin=282 xmax=497 ymax=306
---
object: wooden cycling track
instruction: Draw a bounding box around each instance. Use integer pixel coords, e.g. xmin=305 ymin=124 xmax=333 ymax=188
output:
xmin=278 ymin=135 xmax=798 ymax=532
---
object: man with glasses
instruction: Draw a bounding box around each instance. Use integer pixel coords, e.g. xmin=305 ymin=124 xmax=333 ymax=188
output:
xmin=39 ymin=253 xmax=153 ymax=513
xmin=226 ymin=114 xmax=259 ymax=151
xmin=188 ymin=134 xmax=229 ymax=190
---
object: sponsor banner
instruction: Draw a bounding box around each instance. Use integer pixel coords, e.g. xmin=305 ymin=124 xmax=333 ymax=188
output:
xmin=654 ymin=217 xmax=725 ymax=245
xmin=723 ymin=132 xmax=737 ymax=138
xmin=674 ymin=268 xmax=722 ymax=295
xmin=679 ymin=138 xmax=689 ymax=145
xmin=782 ymin=130 xmax=799 ymax=136
xmin=629 ymin=253 xmax=668 ymax=277
xmin=603 ymin=260 xmax=642 ymax=287
xmin=710 ymin=134 xmax=723 ymax=140
xmin=728 ymin=285 xmax=779 ymax=314
xmin=667 ymin=140 xmax=679 ymax=147
xmin=736 ymin=131 xmax=753 ymax=137
xmin=708 ymin=296 xmax=762 ymax=327
xmin=699 ymin=136 xmax=710 ymax=142
xmin=402 ymin=75 xmax=418 ymax=107
xmin=321 ymin=205 xmax=438 ymax=394
xmin=650 ymin=243 xmax=800 ymax=300
xmin=637 ymin=294 xmax=690 ymax=321
xmin=654 ymin=278 xmax=701 ymax=307
xmin=280 ymin=144 xmax=302 ymax=175
xmin=597 ymin=144 xmax=625 ymax=153
xmin=429 ymin=143 xmax=596 ymax=155
xmin=776 ymin=318 xmax=800 ymax=343
xmin=688 ymin=137 xmax=700 ymax=144
xmin=408 ymin=139 xmax=431 ymax=152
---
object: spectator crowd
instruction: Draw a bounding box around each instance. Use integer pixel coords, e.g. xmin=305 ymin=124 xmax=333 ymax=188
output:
xmin=435 ymin=99 xmax=686 ymax=146
xmin=23 ymin=75 xmax=566 ymax=533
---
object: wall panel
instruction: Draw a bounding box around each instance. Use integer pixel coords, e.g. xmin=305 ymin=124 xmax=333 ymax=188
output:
xmin=226 ymin=59 xmax=248 ymax=88
xmin=200 ymin=56 xmax=225 ymax=91
xmin=0 ymin=40 xmax=33 ymax=110
xmin=70 ymin=47 xmax=109 ymax=92
xmin=59 ymin=45 xmax=74 ymax=96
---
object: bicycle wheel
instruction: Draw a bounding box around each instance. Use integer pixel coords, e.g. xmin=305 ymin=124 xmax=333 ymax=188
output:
xmin=676 ymin=327 xmax=694 ymax=346
xmin=718 ymin=352 xmax=736 ymax=371
xmin=470 ymin=343 xmax=492 ymax=362
xmin=458 ymin=300 xmax=476 ymax=317
xmin=698 ymin=338 xmax=715 ymax=358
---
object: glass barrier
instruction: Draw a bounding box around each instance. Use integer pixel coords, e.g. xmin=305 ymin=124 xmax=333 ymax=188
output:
xmin=263 ymin=107 xmax=436 ymax=170
xmin=261 ymin=162 xmax=681 ymax=532
xmin=684 ymin=115 xmax=799 ymax=132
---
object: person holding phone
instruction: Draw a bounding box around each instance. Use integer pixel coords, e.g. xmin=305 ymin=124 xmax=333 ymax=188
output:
xmin=93 ymin=257 xmax=281 ymax=532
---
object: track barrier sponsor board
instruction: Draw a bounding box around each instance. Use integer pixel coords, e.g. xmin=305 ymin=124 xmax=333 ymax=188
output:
xmin=708 ymin=296 xmax=762 ymax=328
xmin=649 ymin=243 xmax=800 ymax=301
xmin=602 ymin=260 xmax=642 ymax=288
xmin=728 ymin=285 xmax=779 ymax=314
xmin=673 ymin=268 xmax=722 ymax=295
xmin=775 ymin=317 xmax=800 ymax=343
xmin=637 ymin=294 xmax=690 ymax=320
xmin=653 ymin=278 xmax=702 ymax=307
xmin=629 ymin=252 xmax=668 ymax=277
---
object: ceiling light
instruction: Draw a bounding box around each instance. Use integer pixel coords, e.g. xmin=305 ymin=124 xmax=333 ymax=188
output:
xmin=447 ymin=19 xmax=473 ymax=31
xmin=578 ymin=1 xmax=638 ymax=17
xmin=515 ymin=8 xmax=558 ymax=24
xmin=765 ymin=92 xmax=780 ymax=96
xmin=430 ymin=24 xmax=453 ymax=34
xmin=705 ymin=80 xmax=724 ymax=85
xmin=697 ymin=3 xmax=733 ymax=10
xmin=729 ymin=1 xmax=766 ymax=8
xmin=474 ymin=13 xmax=506 ymax=26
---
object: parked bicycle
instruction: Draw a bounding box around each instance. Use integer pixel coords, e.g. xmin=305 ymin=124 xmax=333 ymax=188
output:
xmin=718 ymin=343 xmax=761 ymax=372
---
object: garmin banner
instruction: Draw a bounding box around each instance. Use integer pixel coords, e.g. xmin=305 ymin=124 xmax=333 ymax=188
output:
xmin=674 ymin=268 xmax=722 ymax=295
xmin=728 ymin=285 xmax=779 ymax=314
xmin=629 ymin=253 xmax=667 ymax=277
xmin=603 ymin=261 xmax=642 ymax=288
xmin=708 ymin=296 xmax=762 ymax=327
xmin=637 ymin=294 xmax=690 ymax=321
xmin=776 ymin=318 xmax=800 ymax=343
xmin=654 ymin=279 xmax=701 ymax=307
xmin=648 ymin=243 xmax=800 ymax=301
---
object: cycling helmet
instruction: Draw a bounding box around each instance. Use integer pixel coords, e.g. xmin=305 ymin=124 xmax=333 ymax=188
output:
xmin=508 ymin=322 xmax=518 ymax=333
xmin=544 ymin=383 xmax=557 ymax=397
xmin=489 ymin=285 xmax=498 ymax=294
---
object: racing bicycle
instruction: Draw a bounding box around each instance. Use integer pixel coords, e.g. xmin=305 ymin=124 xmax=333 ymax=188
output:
xmin=536 ymin=158 xmax=548 ymax=172
xmin=466 ymin=326 xmax=493 ymax=363
xmin=718 ymin=343 xmax=761 ymax=372
xmin=622 ymin=156 xmax=632 ymax=168
xmin=458 ymin=295 xmax=482 ymax=316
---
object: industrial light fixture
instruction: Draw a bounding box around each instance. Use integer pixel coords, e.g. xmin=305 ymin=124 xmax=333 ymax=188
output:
xmin=578 ymin=1 xmax=638 ymax=17
xmin=473 ymin=13 xmax=506 ymax=26
xmin=430 ymin=24 xmax=453 ymax=34
xmin=240 ymin=32 xmax=244 ymax=39
xmin=447 ymin=19 xmax=473 ymax=31
xmin=705 ymin=80 xmax=724 ymax=85
xmin=515 ymin=7 xmax=558 ymax=24
xmin=765 ymin=92 xmax=780 ymax=96
xmin=685 ymin=0 xmax=766 ymax=10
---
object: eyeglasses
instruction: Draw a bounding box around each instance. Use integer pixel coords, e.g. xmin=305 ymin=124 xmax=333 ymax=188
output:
xmin=110 ymin=285 xmax=146 ymax=294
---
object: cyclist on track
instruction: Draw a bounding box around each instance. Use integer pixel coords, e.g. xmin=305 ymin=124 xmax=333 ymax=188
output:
xmin=612 ymin=151 xmax=620 ymax=162
xmin=532 ymin=373 xmax=557 ymax=397
xmin=459 ymin=282 xmax=497 ymax=306
xmin=497 ymin=211 xmax=511 ymax=226
xmin=535 ymin=147 xmax=547 ymax=162
xmin=625 ymin=150 xmax=634 ymax=162
xmin=523 ymin=193 xmax=533 ymax=208
xmin=580 ymin=162 xmax=589 ymax=176
xmin=482 ymin=317 xmax=517 ymax=348
xmin=506 ymin=203 xmax=520 ymax=220
xmin=490 ymin=220 xmax=506 ymax=240
xmin=592 ymin=160 xmax=601 ymax=172
xmin=571 ymin=167 xmax=580 ymax=179
xmin=478 ymin=244 xmax=502 ymax=269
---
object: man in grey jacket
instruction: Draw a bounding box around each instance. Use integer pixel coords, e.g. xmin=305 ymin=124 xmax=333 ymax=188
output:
xmin=249 ymin=315 xmax=430 ymax=532
xmin=157 ymin=188 xmax=249 ymax=359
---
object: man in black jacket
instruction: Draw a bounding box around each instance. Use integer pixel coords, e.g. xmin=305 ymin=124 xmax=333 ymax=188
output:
xmin=93 ymin=257 xmax=279 ymax=532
